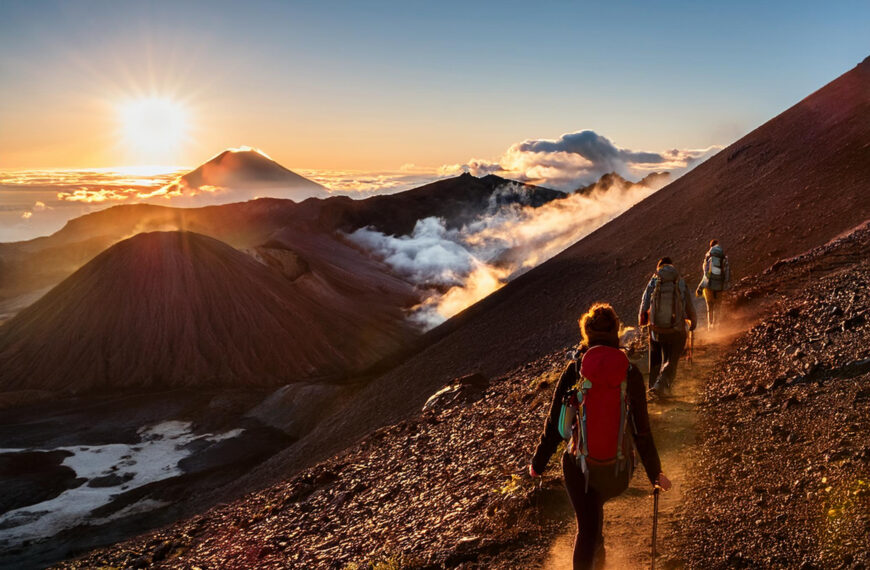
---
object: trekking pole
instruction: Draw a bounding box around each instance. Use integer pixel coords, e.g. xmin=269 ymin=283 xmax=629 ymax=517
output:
xmin=651 ymin=486 xmax=660 ymax=570
xmin=689 ymin=330 xmax=694 ymax=369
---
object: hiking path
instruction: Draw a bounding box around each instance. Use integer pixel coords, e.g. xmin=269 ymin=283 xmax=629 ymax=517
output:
xmin=540 ymin=327 xmax=735 ymax=569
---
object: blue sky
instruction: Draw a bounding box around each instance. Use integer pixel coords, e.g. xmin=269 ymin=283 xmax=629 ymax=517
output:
xmin=0 ymin=0 xmax=867 ymax=170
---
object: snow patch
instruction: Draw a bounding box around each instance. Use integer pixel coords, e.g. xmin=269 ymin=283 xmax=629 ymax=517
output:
xmin=0 ymin=420 xmax=243 ymax=548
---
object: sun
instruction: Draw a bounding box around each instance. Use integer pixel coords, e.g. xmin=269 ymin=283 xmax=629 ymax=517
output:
xmin=118 ymin=97 xmax=189 ymax=162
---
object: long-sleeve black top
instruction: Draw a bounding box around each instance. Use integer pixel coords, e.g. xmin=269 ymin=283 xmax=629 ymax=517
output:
xmin=531 ymin=346 xmax=662 ymax=484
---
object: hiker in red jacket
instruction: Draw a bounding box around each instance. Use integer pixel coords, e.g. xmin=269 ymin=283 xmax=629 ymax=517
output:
xmin=529 ymin=303 xmax=671 ymax=570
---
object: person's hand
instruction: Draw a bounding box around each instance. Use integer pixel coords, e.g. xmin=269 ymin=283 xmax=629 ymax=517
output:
xmin=688 ymin=320 xmax=696 ymax=332
xmin=529 ymin=464 xmax=541 ymax=478
xmin=655 ymin=472 xmax=672 ymax=491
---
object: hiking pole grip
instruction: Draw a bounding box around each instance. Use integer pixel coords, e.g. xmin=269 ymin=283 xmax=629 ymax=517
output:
xmin=651 ymin=486 xmax=660 ymax=570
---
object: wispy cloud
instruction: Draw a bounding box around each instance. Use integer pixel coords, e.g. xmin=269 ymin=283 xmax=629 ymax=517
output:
xmin=0 ymin=169 xmax=183 ymax=241
xmin=296 ymin=168 xmax=444 ymax=196
xmin=57 ymin=188 xmax=135 ymax=203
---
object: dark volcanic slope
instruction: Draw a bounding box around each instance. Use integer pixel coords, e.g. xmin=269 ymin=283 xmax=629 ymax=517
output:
xmin=0 ymin=200 xmax=299 ymax=300
xmin=57 ymin=225 xmax=870 ymax=570
xmin=256 ymin=57 xmax=870 ymax=481
xmin=59 ymin=358 xmax=565 ymax=570
xmin=58 ymin=230 xmax=870 ymax=570
xmin=0 ymin=231 xmax=418 ymax=392
xmin=316 ymin=172 xmax=565 ymax=236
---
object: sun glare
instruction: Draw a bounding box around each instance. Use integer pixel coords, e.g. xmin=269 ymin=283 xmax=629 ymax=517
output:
xmin=118 ymin=97 xmax=189 ymax=161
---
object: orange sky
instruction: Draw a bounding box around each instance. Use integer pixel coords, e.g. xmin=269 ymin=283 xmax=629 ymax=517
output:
xmin=2 ymin=2 xmax=866 ymax=173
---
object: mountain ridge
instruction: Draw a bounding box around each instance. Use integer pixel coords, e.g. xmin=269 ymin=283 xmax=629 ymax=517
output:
xmin=0 ymin=173 xmax=562 ymax=305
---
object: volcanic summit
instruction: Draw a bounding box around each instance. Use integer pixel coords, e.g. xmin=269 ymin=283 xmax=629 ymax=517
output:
xmin=161 ymin=147 xmax=330 ymax=202
xmin=0 ymin=230 xmax=418 ymax=392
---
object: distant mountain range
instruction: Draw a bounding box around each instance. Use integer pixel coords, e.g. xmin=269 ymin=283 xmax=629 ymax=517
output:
xmin=574 ymin=171 xmax=670 ymax=195
xmin=0 ymin=170 xmax=564 ymax=391
xmin=0 ymin=171 xmax=563 ymax=304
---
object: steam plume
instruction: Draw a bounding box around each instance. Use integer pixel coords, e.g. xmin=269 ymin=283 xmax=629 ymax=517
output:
xmin=349 ymin=175 xmax=669 ymax=328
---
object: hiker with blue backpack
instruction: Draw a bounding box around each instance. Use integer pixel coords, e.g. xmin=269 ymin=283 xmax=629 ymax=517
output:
xmin=639 ymin=257 xmax=697 ymax=397
xmin=529 ymin=303 xmax=671 ymax=570
xmin=695 ymin=239 xmax=731 ymax=329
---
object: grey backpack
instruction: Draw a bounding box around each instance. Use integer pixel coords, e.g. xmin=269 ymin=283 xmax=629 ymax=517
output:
xmin=650 ymin=265 xmax=685 ymax=333
xmin=707 ymin=246 xmax=726 ymax=291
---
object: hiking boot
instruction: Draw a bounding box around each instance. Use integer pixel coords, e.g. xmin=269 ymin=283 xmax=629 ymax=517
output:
xmin=650 ymin=381 xmax=671 ymax=399
xmin=593 ymin=541 xmax=606 ymax=569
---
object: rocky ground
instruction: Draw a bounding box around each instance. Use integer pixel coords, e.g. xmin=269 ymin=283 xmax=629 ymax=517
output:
xmin=58 ymin=357 xmax=575 ymax=569
xmin=676 ymin=245 xmax=870 ymax=567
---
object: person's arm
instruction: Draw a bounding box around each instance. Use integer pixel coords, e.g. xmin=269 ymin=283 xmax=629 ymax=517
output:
xmin=638 ymin=277 xmax=656 ymax=326
xmin=627 ymin=365 xmax=663 ymax=484
xmin=698 ymin=255 xmax=710 ymax=295
xmin=530 ymin=361 xmax=576 ymax=475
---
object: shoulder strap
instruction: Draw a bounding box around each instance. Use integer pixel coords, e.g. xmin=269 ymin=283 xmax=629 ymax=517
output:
xmin=614 ymin=364 xmax=631 ymax=474
xmin=575 ymin=353 xmax=593 ymax=484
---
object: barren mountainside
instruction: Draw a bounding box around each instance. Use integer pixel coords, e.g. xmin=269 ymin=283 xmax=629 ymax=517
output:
xmin=0 ymin=230 xmax=418 ymax=391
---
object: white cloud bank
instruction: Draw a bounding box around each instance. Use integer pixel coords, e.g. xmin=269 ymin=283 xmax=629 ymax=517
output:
xmin=440 ymin=130 xmax=719 ymax=190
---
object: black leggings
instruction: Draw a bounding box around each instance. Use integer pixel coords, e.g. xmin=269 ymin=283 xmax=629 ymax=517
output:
xmin=648 ymin=331 xmax=687 ymax=390
xmin=562 ymin=453 xmax=630 ymax=570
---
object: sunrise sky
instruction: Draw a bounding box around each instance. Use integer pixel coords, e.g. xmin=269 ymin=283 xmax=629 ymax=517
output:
xmin=0 ymin=0 xmax=868 ymax=240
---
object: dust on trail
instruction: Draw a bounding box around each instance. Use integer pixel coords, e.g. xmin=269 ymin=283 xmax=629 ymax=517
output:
xmin=540 ymin=326 xmax=743 ymax=569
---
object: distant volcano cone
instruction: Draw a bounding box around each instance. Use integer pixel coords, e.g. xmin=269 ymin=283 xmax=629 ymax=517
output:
xmin=162 ymin=147 xmax=329 ymax=202
xmin=0 ymin=231 xmax=415 ymax=392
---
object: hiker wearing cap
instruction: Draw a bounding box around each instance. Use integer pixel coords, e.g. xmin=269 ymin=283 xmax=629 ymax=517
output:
xmin=638 ymin=257 xmax=697 ymax=397
xmin=529 ymin=303 xmax=671 ymax=570
xmin=695 ymin=239 xmax=731 ymax=329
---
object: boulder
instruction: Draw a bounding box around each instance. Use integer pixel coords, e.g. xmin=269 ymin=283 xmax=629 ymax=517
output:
xmin=246 ymin=383 xmax=342 ymax=439
xmin=422 ymin=373 xmax=489 ymax=413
